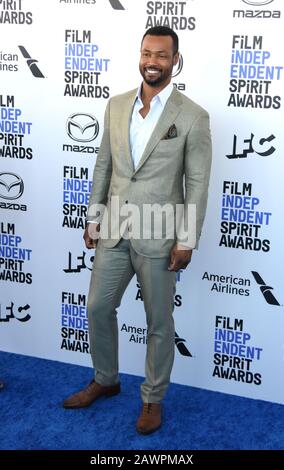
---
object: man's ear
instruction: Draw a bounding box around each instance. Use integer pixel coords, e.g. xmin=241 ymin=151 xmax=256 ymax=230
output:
xmin=173 ymin=52 xmax=179 ymax=66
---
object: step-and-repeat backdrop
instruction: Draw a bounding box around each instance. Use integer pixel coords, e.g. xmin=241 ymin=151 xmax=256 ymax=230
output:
xmin=1 ymin=0 xmax=284 ymax=405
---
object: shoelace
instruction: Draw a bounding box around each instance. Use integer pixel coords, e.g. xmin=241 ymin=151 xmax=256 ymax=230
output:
xmin=142 ymin=404 xmax=154 ymax=415
xmin=86 ymin=380 xmax=96 ymax=393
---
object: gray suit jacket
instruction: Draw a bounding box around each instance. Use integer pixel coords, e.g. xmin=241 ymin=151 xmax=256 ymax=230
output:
xmin=87 ymin=87 xmax=212 ymax=257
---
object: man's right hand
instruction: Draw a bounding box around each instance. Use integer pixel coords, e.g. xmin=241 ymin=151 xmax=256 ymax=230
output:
xmin=83 ymin=223 xmax=100 ymax=249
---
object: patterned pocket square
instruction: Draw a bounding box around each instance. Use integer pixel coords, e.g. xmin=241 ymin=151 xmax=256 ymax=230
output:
xmin=162 ymin=124 xmax=178 ymax=140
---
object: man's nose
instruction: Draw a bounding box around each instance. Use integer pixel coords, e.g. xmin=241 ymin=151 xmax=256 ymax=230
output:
xmin=146 ymin=55 xmax=159 ymax=66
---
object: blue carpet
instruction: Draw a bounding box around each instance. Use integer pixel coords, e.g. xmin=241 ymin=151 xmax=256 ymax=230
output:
xmin=0 ymin=351 xmax=284 ymax=450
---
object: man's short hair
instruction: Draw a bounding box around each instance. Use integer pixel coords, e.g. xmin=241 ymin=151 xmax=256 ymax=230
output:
xmin=142 ymin=26 xmax=179 ymax=55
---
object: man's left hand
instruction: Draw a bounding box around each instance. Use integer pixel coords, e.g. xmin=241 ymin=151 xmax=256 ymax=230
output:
xmin=168 ymin=244 xmax=192 ymax=272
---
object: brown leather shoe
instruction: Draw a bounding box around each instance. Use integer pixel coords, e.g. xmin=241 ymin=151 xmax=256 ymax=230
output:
xmin=136 ymin=403 xmax=162 ymax=434
xmin=63 ymin=380 xmax=120 ymax=409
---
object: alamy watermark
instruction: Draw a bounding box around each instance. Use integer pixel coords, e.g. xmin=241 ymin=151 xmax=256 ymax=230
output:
xmin=87 ymin=196 xmax=196 ymax=249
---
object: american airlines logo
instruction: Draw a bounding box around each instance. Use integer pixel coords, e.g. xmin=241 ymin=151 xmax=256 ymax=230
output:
xmin=59 ymin=1 xmax=125 ymax=10
xmin=18 ymin=46 xmax=45 ymax=78
xmin=251 ymin=271 xmax=280 ymax=306
xmin=109 ymin=0 xmax=125 ymax=9
xmin=175 ymin=332 xmax=192 ymax=357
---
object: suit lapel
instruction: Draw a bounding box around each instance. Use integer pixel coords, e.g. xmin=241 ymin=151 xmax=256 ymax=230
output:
xmin=120 ymin=89 xmax=137 ymax=172
xmin=133 ymin=88 xmax=182 ymax=174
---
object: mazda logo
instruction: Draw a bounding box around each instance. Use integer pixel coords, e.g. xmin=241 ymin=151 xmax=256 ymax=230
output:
xmin=172 ymin=54 xmax=183 ymax=78
xmin=0 ymin=173 xmax=24 ymax=200
xmin=66 ymin=113 xmax=99 ymax=142
xmin=242 ymin=0 xmax=274 ymax=5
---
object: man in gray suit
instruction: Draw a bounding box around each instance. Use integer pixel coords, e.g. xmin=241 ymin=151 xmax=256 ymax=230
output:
xmin=63 ymin=26 xmax=212 ymax=434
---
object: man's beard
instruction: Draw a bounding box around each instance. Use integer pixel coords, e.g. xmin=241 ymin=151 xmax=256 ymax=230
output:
xmin=140 ymin=66 xmax=172 ymax=87
xmin=143 ymin=75 xmax=165 ymax=87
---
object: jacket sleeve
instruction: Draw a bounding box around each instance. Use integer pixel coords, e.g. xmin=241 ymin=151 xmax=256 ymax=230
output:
xmin=176 ymin=110 xmax=212 ymax=249
xmin=87 ymin=100 xmax=112 ymax=223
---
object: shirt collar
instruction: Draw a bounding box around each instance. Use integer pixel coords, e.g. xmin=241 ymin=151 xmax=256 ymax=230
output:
xmin=135 ymin=82 xmax=173 ymax=107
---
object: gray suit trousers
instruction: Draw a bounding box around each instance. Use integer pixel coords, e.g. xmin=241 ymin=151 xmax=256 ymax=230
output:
xmin=87 ymin=238 xmax=176 ymax=403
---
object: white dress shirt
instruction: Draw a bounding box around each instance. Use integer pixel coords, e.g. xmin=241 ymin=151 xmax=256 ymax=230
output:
xmin=130 ymin=82 xmax=173 ymax=169
xmin=88 ymin=82 xmax=173 ymax=225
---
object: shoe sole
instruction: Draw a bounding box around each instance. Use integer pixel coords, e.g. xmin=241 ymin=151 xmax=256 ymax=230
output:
xmin=136 ymin=424 xmax=161 ymax=435
xmin=63 ymin=389 xmax=120 ymax=409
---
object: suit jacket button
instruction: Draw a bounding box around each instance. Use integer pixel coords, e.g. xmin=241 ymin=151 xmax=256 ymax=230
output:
xmin=131 ymin=177 xmax=137 ymax=182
